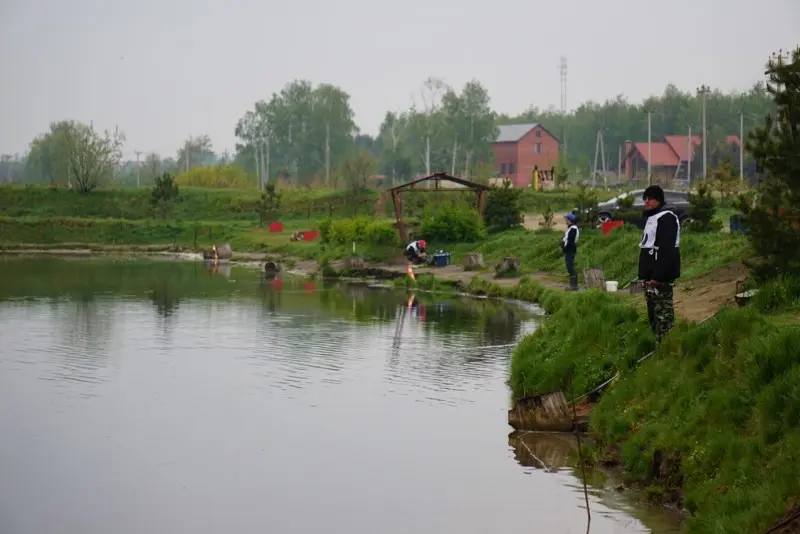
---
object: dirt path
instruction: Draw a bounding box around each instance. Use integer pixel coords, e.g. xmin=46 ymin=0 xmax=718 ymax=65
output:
xmin=621 ymin=262 xmax=748 ymax=322
xmin=672 ymin=262 xmax=749 ymax=322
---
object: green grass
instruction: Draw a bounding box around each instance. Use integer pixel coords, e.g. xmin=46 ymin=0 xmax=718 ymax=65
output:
xmin=0 ymin=184 xmax=376 ymax=221
xmin=509 ymin=276 xmax=800 ymax=533
xmin=444 ymin=225 xmax=750 ymax=284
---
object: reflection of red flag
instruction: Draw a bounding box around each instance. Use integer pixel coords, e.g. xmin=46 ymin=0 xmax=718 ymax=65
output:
xmin=271 ymin=278 xmax=283 ymax=289
xmin=419 ymin=305 xmax=426 ymax=321
xmin=303 ymin=282 xmax=317 ymax=293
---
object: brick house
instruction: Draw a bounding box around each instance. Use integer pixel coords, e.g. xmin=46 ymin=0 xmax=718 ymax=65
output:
xmin=492 ymin=123 xmax=560 ymax=187
xmin=622 ymin=134 xmax=742 ymax=185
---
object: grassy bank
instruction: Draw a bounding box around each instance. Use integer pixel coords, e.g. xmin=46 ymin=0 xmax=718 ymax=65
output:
xmin=509 ymin=277 xmax=800 ymax=532
xmin=0 ymin=214 xmax=750 ymax=288
xmin=0 ymin=184 xmax=610 ymax=220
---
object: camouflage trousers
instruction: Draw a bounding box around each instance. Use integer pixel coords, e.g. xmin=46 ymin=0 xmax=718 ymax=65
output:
xmin=645 ymin=283 xmax=675 ymax=343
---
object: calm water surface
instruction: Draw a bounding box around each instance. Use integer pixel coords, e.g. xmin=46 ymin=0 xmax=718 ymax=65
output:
xmin=0 ymin=258 xmax=680 ymax=534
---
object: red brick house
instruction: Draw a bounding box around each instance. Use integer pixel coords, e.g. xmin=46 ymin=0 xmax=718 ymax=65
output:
xmin=622 ymin=134 xmax=741 ymax=185
xmin=492 ymin=123 xmax=560 ymax=187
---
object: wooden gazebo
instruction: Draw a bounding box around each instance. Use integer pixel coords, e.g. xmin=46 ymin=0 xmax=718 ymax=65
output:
xmin=387 ymin=172 xmax=489 ymax=242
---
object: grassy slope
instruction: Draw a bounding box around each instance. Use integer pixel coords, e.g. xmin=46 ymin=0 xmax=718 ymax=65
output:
xmin=509 ymin=276 xmax=800 ymax=533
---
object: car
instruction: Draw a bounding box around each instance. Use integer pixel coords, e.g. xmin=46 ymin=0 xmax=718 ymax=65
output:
xmin=593 ymin=189 xmax=691 ymax=228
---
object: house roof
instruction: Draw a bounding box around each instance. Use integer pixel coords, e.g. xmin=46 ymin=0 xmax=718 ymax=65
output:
xmin=495 ymin=123 xmax=539 ymax=143
xmin=631 ymin=142 xmax=681 ymax=166
xmin=663 ymin=135 xmax=701 ymax=162
xmin=726 ymin=135 xmax=742 ymax=147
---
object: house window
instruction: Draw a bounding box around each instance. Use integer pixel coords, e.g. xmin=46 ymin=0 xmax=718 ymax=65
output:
xmin=535 ymin=130 xmax=542 ymax=138
xmin=509 ymin=162 xmax=516 ymax=174
xmin=500 ymin=163 xmax=507 ymax=174
xmin=535 ymin=143 xmax=542 ymax=154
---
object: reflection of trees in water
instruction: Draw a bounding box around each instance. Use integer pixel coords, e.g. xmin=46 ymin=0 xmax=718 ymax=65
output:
xmin=421 ymin=302 xmax=522 ymax=348
xmin=150 ymin=280 xmax=180 ymax=318
xmin=52 ymin=296 xmax=115 ymax=387
xmin=257 ymin=279 xmax=283 ymax=313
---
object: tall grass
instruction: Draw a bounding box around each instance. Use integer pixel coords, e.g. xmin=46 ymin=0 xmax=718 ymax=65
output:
xmin=510 ymin=276 xmax=800 ymax=533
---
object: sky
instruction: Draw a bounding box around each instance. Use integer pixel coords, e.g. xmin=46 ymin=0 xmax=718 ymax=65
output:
xmin=1 ymin=0 xmax=799 ymax=160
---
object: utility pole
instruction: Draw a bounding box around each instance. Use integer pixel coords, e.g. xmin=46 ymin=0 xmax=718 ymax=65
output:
xmin=185 ymin=140 xmax=191 ymax=173
xmin=739 ymin=112 xmax=745 ymax=188
xmin=134 ymin=150 xmax=142 ymax=187
xmin=254 ymin=140 xmax=261 ymax=189
xmin=559 ymin=56 xmax=568 ymax=154
xmin=697 ymin=85 xmax=710 ymax=178
xmin=265 ymin=136 xmax=270 ymax=186
xmin=617 ymin=144 xmax=622 ymax=185
xmin=687 ymin=126 xmax=692 ymax=187
xmin=591 ymin=130 xmax=607 ymax=188
xmin=260 ymin=139 xmax=267 ymax=189
xmin=325 ymin=122 xmax=331 ymax=185
xmin=647 ymin=109 xmax=653 ymax=185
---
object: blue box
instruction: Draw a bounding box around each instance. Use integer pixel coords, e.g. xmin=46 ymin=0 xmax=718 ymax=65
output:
xmin=433 ymin=253 xmax=451 ymax=267
xmin=729 ymin=215 xmax=749 ymax=234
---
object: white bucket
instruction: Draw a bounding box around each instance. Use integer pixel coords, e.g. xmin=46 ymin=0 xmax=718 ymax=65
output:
xmin=605 ymin=281 xmax=619 ymax=292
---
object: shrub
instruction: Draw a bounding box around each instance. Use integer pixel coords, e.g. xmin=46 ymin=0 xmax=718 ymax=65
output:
xmin=419 ymin=205 xmax=485 ymax=243
xmin=150 ymin=172 xmax=179 ymax=219
xmin=174 ymin=165 xmax=255 ymax=189
xmin=687 ymin=183 xmax=722 ymax=232
xmin=484 ymin=181 xmax=523 ymax=232
xmin=573 ymin=183 xmax=598 ymax=226
xmin=539 ymin=204 xmax=554 ymax=230
xmin=321 ymin=217 xmax=399 ymax=246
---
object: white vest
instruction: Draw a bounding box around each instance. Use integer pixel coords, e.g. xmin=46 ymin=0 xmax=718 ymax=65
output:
xmin=407 ymin=240 xmax=421 ymax=252
xmin=639 ymin=210 xmax=680 ymax=254
xmin=562 ymin=225 xmax=579 ymax=247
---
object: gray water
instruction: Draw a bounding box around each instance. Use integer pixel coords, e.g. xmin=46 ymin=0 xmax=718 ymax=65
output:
xmin=0 ymin=258 xmax=680 ymax=534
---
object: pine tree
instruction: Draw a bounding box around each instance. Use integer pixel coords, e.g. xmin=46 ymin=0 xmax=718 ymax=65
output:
xmin=743 ymin=48 xmax=800 ymax=279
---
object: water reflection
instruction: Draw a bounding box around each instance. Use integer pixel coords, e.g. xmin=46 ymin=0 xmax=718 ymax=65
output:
xmin=0 ymin=257 xmax=675 ymax=534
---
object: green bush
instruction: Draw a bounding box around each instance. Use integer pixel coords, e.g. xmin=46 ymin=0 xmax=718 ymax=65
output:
xmin=484 ymin=181 xmax=523 ymax=232
xmin=320 ymin=217 xmax=399 ymax=246
xmin=687 ymin=183 xmax=722 ymax=232
xmin=419 ymin=205 xmax=485 ymax=243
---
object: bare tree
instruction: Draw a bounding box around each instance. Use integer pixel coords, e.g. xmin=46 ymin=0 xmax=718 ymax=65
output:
xmin=66 ymin=123 xmax=125 ymax=193
xmin=418 ymin=77 xmax=449 ymax=177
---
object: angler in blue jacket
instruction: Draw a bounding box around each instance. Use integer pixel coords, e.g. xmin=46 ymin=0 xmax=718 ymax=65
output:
xmin=561 ymin=212 xmax=580 ymax=291
xmin=638 ymin=185 xmax=681 ymax=342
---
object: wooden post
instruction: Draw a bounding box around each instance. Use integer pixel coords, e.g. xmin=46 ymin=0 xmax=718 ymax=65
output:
xmin=391 ymin=190 xmax=408 ymax=242
xmin=477 ymin=189 xmax=488 ymax=216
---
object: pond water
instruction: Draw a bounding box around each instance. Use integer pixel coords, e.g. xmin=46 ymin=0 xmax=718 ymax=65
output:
xmin=0 ymin=257 xmax=681 ymax=534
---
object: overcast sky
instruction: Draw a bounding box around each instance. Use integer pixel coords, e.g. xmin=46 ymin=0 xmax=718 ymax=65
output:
xmin=1 ymin=0 xmax=798 ymax=159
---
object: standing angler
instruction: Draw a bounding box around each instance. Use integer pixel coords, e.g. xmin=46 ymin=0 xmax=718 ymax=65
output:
xmin=638 ymin=185 xmax=681 ymax=342
xmin=561 ymin=212 xmax=579 ymax=291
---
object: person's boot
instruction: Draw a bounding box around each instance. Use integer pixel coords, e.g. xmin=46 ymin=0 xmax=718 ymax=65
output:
xmin=566 ymin=275 xmax=579 ymax=291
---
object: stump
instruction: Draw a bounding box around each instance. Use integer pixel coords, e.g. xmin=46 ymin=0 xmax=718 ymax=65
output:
xmin=346 ymin=257 xmax=365 ymax=269
xmin=202 ymin=243 xmax=232 ymax=261
xmin=495 ymin=257 xmax=521 ymax=278
xmin=583 ymin=267 xmax=605 ymax=290
xmin=507 ymin=392 xmax=576 ymax=432
xmin=463 ymin=252 xmax=484 ymax=271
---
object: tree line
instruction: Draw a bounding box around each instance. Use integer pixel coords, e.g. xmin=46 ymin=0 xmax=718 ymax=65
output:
xmin=7 ymin=74 xmax=777 ymax=190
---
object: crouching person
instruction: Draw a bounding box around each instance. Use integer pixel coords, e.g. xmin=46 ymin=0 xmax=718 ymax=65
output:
xmin=405 ymin=239 xmax=428 ymax=265
xmin=638 ymin=185 xmax=681 ymax=343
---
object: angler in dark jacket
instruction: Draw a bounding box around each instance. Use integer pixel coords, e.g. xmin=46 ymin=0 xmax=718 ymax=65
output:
xmin=561 ymin=212 xmax=579 ymax=291
xmin=638 ymin=185 xmax=681 ymax=342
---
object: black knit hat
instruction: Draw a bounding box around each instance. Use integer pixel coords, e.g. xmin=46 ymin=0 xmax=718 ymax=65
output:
xmin=642 ymin=185 xmax=665 ymax=204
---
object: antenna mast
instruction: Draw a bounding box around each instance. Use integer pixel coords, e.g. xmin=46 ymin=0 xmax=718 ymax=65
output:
xmin=559 ymin=56 xmax=568 ymax=154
